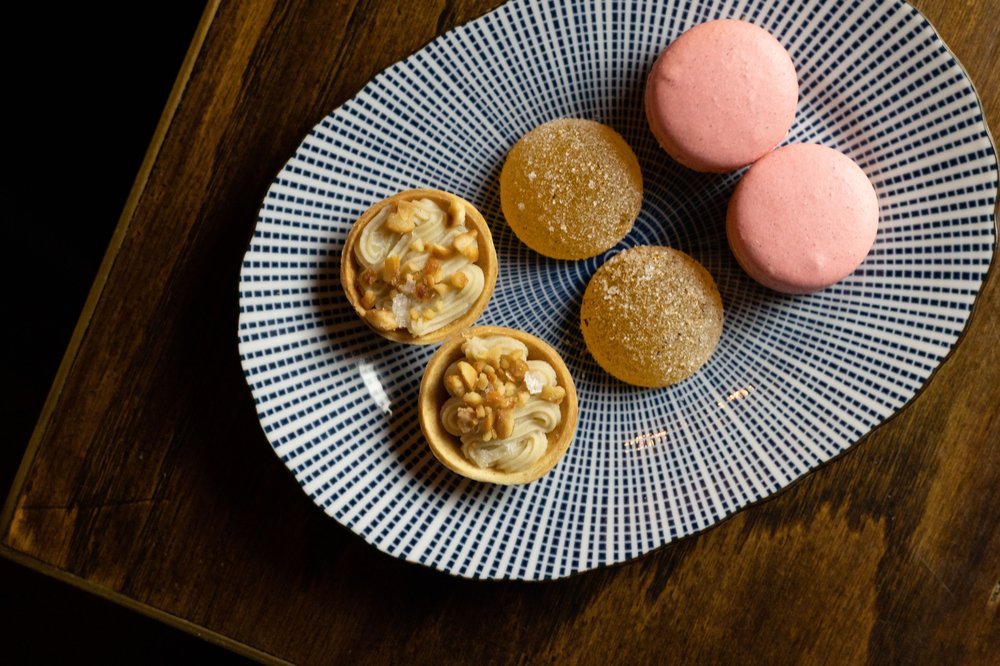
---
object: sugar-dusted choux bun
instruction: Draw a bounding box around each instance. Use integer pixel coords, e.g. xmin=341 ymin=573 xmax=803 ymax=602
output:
xmin=581 ymin=246 xmax=723 ymax=387
xmin=500 ymin=118 xmax=643 ymax=260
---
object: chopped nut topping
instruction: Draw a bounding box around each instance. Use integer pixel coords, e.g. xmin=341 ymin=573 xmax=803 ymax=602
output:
xmin=540 ymin=385 xmax=566 ymax=404
xmin=352 ymin=197 xmax=484 ymax=336
xmin=385 ymin=213 xmax=415 ymax=235
xmin=444 ymin=374 xmax=466 ymax=398
xmin=496 ymin=408 xmax=514 ymax=439
xmin=383 ymin=255 xmax=400 ymax=285
xmin=484 ymin=389 xmax=505 ymax=408
xmin=442 ymin=348 xmax=563 ymax=443
xmin=413 ymin=281 xmax=429 ymax=300
xmin=396 ymin=200 xmax=417 ymax=223
xmin=455 ymin=406 xmax=478 ymax=434
xmin=452 ymin=231 xmax=479 ymax=262
xmin=456 ymin=361 xmax=478 ymax=390
xmin=430 ymin=243 xmax=453 ymax=259
xmin=449 ymin=200 xmax=466 ymax=227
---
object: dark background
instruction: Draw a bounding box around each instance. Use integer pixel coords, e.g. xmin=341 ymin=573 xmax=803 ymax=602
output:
xmin=3 ymin=4 xmax=248 ymax=663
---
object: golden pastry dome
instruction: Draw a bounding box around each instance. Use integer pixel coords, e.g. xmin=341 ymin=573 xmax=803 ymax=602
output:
xmin=580 ymin=246 xmax=723 ymax=387
xmin=419 ymin=326 xmax=578 ymax=485
xmin=500 ymin=118 xmax=643 ymax=260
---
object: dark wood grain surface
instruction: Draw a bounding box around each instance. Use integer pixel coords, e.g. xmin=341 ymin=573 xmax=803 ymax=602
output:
xmin=3 ymin=1 xmax=998 ymax=664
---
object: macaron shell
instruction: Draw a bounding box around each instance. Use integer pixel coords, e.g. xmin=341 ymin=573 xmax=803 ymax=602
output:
xmin=726 ymin=143 xmax=880 ymax=294
xmin=644 ymin=19 xmax=798 ymax=173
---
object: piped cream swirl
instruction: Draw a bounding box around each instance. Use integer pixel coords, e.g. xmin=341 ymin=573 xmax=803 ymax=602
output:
xmin=440 ymin=336 xmax=563 ymax=473
xmin=354 ymin=198 xmax=485 ymax=337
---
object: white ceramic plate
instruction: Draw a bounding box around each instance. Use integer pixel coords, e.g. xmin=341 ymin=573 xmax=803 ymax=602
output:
xmin=238 ymin=0 xmax=997 ymax=580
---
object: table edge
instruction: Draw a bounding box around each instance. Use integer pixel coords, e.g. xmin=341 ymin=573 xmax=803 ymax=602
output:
xmin=0 ymin=544 xmax=290 ymax=665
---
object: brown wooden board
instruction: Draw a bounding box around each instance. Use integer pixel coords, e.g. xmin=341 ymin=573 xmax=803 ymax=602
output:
xmin=4 ymin=1 xmax=998 ymax=663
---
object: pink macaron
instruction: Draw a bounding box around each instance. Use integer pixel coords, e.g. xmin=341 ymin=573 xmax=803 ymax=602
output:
xmin=644 ymin=19 xmax=798 ymax=173
xmin=726 ymin=143 xmax=880 ymax=294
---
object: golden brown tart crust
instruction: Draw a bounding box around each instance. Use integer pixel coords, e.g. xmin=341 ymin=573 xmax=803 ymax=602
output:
xmin=341 ymin=188 xmax=498 ymax=344
xmin=418 ymin=326 xmax=578 ymax=484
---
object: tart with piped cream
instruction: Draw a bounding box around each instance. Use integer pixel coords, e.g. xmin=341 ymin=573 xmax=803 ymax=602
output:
xmin=419 ymin=326 xmax=578 ymax=484
xmin=341 ymin=189 xmax=498 ymax=344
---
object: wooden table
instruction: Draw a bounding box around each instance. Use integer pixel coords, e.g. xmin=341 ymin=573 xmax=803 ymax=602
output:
xmin=4 ymin=1 xmax=997 ymax=663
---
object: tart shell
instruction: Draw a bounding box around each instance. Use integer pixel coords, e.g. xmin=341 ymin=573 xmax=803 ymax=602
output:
xmin=341 ymin=189 xmax=498 ymax=344
xmin=418 ymin=325 xmax=579 ymax=485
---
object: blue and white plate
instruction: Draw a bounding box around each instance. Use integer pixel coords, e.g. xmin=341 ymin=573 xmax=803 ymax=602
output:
xmin=238 ymin=0 xmax=997 ymax=580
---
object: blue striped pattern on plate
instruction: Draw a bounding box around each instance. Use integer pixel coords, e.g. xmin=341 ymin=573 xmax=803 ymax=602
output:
xmin=238 ymin=0 xmax=997 ymax=580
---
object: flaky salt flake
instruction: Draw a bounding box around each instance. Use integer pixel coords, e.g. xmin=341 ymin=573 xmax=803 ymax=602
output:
xmin=391 ymin=293 xmax=411 ymax=328
xmin=523 ymin=371 xmax=545 ymax=395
